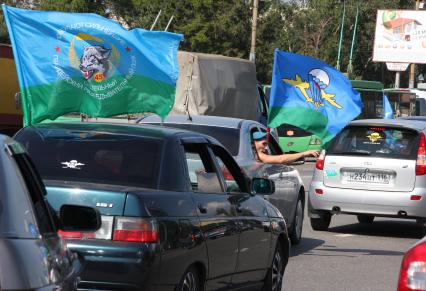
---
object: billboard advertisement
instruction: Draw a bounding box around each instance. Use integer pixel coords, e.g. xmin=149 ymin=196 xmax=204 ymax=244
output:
xmin=373 ymin=10 xmax=426 ymax=63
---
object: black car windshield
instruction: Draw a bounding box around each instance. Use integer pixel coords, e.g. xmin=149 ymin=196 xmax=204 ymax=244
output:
xmin=328 ymin=126 xmax=419 ymax=159
xmin=150 ymin=123 xmax=240 ymax=156
xmin=277 ymin=124 xmax=312 ymax=137
xmin=16 ymin=128 xmax=163 ymax=189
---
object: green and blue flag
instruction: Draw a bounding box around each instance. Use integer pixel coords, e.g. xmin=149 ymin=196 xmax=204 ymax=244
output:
xmin=268 ymin=49 xmax=362 ymax=145
xmin=2 ymin=5 xmax=183 ymax=125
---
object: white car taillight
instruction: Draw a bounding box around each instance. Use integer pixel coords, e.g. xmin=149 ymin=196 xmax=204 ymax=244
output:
xmin=316 ymin=150 xmax=326 ymax=170
xmin=59 ymin=215 xmax=113 ymax=240
xmin=398 ymin=242 xmax=426 ymax=291
xmin=59 ymin=216 xmax=159 ymax=243
xmin=113 ymin=217 xmax=158 ymax=243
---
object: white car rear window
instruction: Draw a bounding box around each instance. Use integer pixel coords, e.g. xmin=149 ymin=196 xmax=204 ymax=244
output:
xmin=328 ymin=126 xmax=419 ymax=159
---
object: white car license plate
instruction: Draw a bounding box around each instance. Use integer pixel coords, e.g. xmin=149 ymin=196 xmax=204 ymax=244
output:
xmin=345 ymin=172 xmax=390 ymax=184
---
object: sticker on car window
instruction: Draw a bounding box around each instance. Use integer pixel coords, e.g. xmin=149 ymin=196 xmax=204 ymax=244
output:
xmin=325 ymin=168 xmax=338 ymax=177
xmin=61 ymin=160 xmax=85 ymax=169
xmin=365 ymin=132 xmax=382 ymax=144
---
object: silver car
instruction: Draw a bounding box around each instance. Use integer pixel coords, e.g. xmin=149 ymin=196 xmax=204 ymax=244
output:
xmin=139 ymin=114 xmax=306 ymax=244
xmin=0 ymin=134 xmax=100 ymax=290
xmin=308 ymin=119 xmax=426 ymax=233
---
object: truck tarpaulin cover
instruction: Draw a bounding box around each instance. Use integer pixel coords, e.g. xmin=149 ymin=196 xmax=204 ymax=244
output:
xmin=173 ymin=51 xmax=259 ymax=121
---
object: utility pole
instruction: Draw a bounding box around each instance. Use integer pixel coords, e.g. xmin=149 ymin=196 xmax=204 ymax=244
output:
xmin=395 ymin=71 xmax=401 ymax=88
xmin=409 ymin=0 xmax=420 ymax=88
xmin=249 ymin=0 xmax=259 ymax=63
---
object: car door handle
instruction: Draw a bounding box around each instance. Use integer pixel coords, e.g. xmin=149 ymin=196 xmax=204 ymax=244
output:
xmin=198 ymin=203 xmax=207 ymax=214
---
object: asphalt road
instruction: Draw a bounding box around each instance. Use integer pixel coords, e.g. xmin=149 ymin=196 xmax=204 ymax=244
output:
xmin=283 ymin=162 xmax=420 ymax=291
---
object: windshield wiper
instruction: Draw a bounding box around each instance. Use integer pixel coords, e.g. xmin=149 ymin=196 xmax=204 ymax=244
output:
xmin=331 ymin=150 xmax=371 ymax=156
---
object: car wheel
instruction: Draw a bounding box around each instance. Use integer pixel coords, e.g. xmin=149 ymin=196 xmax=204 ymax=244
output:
xmin=357 ymin=215 xmax=374 ymax=224
xmin=263 ymin=244 xmax=285 ymax=291
xmin=310 ymin=213 xmax=331 ymax=231
xmin=177 ymin=266 xmax=200 ymax=291
xmin=289 ymin=197 xmax=304 ymax=245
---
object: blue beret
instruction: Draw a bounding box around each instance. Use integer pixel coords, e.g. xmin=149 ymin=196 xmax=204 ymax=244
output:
xmin=252 ymin=131 xmax=267 ymax=141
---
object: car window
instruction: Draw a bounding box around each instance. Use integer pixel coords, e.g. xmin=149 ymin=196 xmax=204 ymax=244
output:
xmin=147 ymin=123 xmax=240 ymax=156
xmin=267 ymin=135 xmax=283 ymax=155
xmin=9 ymin=149 xmax=56 ymax=235
xmin=328 ymin=126 xmax=419 ymax=159
xmin=15 ymin=128 xmax=162 ymax=189
xmin=277 ymin=124 xmax=312 ymax=137
xmin=183 ymin=143 xmax=224 ymax=193
xmin=250 ymin=127 xmax=283 ymax=156
xmin=213 ymin=153 xmax=242 ymax=193
xmin=211 ymin=145 xmax=249 ymax=193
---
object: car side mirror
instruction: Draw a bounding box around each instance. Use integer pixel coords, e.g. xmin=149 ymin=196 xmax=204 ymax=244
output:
xmin=59 ymin=204 xmax=101 ymax=232
xmin=251 ymin=177 xmax=275 ymax=195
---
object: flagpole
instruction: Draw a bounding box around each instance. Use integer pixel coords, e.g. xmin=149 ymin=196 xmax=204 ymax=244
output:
xmin=164 ymin=14 xmax=174 ymax=31
xmin=2 ymin=4 xmax=31 ymax=126
xmin=150 ymin=10 xmax=162 ymax=31
xmin=347 ymin=2 xmax=359 ymax=75
xmin=336 ymin=0 xmax=346 ymax=71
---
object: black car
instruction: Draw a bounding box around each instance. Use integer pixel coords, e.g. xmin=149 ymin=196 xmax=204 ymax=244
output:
xmin=0 ymin=134 xmax=100 ymax=290
xmin=15 ymin=122 xmax=290 ymax=291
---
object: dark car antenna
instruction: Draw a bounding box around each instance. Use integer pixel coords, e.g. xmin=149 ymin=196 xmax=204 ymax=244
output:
xmin=187 ymin=111 xmax=193 ymax=122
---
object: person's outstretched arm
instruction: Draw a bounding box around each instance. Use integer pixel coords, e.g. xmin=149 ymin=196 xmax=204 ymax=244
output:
xmin=257 ymin=150 xmax=319 ymax=165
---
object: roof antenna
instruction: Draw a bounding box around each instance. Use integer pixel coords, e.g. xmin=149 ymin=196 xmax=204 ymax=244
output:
xmin=187 ymin=111 xmax=192 ymax=122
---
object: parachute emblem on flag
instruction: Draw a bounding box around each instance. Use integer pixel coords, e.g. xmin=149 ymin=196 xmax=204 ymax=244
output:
xmin=283 ymin=69 xmax=343 ymax=110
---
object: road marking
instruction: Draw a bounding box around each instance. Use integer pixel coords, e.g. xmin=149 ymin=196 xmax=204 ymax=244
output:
xmin=334 ymin=234 xmax=356 ymax=237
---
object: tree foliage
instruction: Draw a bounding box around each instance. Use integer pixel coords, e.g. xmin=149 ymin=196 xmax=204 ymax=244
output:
xmin=0 ymin=0 xmax=419 ymax=86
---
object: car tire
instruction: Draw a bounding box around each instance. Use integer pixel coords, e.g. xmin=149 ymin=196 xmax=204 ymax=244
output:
xmin=289 ymin=197 xmax=304 ymax=245
xmin=263 ymin=244 xmax=285 ymax=291
xmin=310 ymin=213 xmax=331 ymax=231
xmin=176 ymin=266 xmax=200 ymax=291
xmin=357 ymin=215 xmax=374 ymax=224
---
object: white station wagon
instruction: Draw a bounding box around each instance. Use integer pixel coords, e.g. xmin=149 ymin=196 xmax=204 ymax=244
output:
xmin=308 ymin=119 xmax=426 ymax=234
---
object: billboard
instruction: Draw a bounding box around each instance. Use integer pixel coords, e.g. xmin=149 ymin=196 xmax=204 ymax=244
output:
xmin=373 ymin=10 xmax=426 ymax=63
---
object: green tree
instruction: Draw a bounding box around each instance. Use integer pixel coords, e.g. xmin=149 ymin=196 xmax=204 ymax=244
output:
xmin=38 ymin=0 xmax=108 ymax=14
xmin=108 ymin=0 xmax=252 ymax=58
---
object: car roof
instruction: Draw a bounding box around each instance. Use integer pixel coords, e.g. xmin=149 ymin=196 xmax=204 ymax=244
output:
xmin=0 ymin=134 xmax=10 ymax=144
xmin=139 ymin=114 xmax=246 ymax=129
xmin=399 ymin=116 xmax=426 ymax=121
xmin=25 ymin=121 xmax=223 ymax=145
xmin=349 ymin=118 xmax=426 ymax=131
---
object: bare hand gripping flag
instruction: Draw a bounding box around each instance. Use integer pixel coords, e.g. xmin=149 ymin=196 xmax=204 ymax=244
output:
xmin=2 ymin=5 xmax=183 ymax=125
xmin=268 ymin=49 xmax=363 ymax=145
